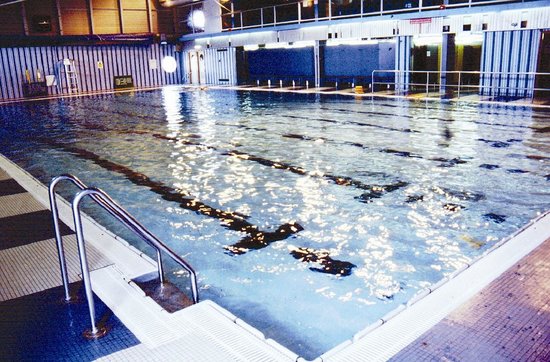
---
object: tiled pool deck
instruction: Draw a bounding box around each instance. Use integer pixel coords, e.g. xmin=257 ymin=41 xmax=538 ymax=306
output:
xmin=392 ymin=234 xmax=550 ymax=361
xmin=1 ymin=162 xmax=549 ymax=361
xmin=215 ymin=85 xmax=550 ymax=109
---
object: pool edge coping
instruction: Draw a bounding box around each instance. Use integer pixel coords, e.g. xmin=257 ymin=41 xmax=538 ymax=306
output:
xmin=203 ymin=84 xmax=550 ymax=110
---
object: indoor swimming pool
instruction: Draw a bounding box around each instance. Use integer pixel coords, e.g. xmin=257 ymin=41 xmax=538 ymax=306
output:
xmin=0 ymin=87 xmax=548 ymax=358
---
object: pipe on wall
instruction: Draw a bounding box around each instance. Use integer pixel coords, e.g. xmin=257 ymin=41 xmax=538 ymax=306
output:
xmin=158 ymin=0 xmax=202 ymax=7
xmin=0 ymin=0 xmax=26 ymax=7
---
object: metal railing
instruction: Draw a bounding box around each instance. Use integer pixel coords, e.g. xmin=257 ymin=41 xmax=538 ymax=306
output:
xmin=49 ymin=174 xmax=199 ymax=338
xmin=221 ymin=0 xmax=532 ymax=32
xmin=371 ymin=69 xmax=550 ymax=101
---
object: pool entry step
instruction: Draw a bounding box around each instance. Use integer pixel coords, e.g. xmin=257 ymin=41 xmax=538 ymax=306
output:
xmin=132 ymin=272 xmax=194 ymax=313
xmin=90 ymin=265 xmax=297 ymax=360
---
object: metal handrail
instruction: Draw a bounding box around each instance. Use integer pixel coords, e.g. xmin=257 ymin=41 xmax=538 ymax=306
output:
xmin=220 ymin=0 xmax=527 ymax=32
xmin=49 ymin=174 xmax=164 ymax=301
xmin=49 ymin=174 xmax=199 ymax=337
xmin=371 ymin=69 xmax=550 ymax=100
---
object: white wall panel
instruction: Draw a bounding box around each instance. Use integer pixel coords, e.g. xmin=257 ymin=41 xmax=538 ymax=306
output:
xmin=184 ymin=47 xmax=236 ymax=86
xmin=0 ymin=44 xmax=183 ymax=100
xmin=480 ymin=29 xmax=541 ymax=97
xmin=278 ymin=29 xmax=303 ymax=43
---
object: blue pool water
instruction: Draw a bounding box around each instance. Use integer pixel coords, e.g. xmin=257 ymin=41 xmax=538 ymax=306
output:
xmin=1 ymin=87 xmax=549 ymax=358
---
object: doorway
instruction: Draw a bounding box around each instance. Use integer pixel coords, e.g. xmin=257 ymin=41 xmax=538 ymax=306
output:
xmin=535 ymin=31 xmax=550 ymax=100
xmin=456 ymin=44 xmax=482 ymax=94
xmin=411 ymin=44 xmax=440 ymax=92
xmin=188 ymin=51 xmax=205 ymax=85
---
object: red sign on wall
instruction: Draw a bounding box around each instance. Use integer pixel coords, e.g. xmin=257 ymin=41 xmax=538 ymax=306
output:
xmin=410 ymin=18 xmax=432 ymax=24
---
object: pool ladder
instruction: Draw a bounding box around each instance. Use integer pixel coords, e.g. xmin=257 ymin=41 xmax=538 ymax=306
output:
xmin=49 ymin=174 xmax=199 ymax=338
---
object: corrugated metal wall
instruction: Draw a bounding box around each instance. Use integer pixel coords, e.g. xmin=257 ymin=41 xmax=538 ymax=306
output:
xmin=0 ymin=44 xmax=183 ymax=100
xmin=182 ymin=47 xmax=237 ymax=85
xmin=480 ymin=29 xmax=541 ymax=97
xmin=203 ymin=47 xmax=237 ymax=85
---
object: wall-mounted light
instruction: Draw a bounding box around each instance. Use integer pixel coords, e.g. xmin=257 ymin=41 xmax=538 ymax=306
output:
xmin=189 ymin=9 xmax=205 ymax=30
xmin=455 ymin=32 xmax=483 ymax=45
xmin=161 ymin=56 xmax=178 ymax=73
xmin=243 ymin=44 xmax=260 ymax=51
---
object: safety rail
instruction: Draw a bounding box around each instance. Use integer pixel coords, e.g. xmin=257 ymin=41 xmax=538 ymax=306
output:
xmin=371 ymin=69 xmax=550 ymax=101
xmin=49 ymin=174 xmax=199 ymax=338
xmin=220 ymin=0 xmax=530 ymax=32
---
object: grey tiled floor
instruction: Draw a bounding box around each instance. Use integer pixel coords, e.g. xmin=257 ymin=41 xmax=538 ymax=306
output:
xmin=392 ymin=237 xmax=550 ymax=361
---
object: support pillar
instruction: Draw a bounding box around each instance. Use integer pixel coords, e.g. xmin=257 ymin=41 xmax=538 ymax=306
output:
xmin=440 ymin=33 xmax=456 ymax=96
xmin=314 ymin=40 xmax=325 ymax=88
xmin=395 ymin=35 xmax=412 ymax=93
xmin=314 ymin=0 xmax=318 ymax=20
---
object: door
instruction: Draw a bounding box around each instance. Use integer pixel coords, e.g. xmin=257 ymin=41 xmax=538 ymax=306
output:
xmin=411 ymin=44 xmax=439 ymax=91
xmin=460 ymin=45 xmax=482 ymax=91
xmin=535 ymin=31 xmax=550 ymax=100
xmin=188 ymin=51 xmax=205 ymax=85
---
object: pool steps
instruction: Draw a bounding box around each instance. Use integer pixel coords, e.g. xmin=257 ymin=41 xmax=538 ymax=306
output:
xmin=2 ymin=154 xmax=548 ymax=362
xmin=92 ymin=267 xmax=299 ymax=361
xmin=90 ymin=265 xmax=183 ymax=348
xmin=91 ymin=264 xmax=298 ymax=360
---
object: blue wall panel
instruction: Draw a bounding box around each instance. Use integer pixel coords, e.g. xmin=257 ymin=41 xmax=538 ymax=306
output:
xmin=324 ymin=44 xmax=379 ymax=77
xmin=0 ymin=43 xmax=183 ymax=101
xmin=247 ymin=48 xmax=314 ymax=77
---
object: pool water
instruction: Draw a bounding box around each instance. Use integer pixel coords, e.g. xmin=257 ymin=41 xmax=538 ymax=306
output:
xmin=1 ymin=87 xmax=548 ymax=358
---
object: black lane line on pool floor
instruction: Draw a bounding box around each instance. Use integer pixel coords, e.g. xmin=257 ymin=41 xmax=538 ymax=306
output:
xmin=41 ymin=140 xmax=356 ymax=276
xmin=277 ymin=113 xmax=419 ymax=134
xmin=44 ymin=141 xmax=302 ymax=245
xmin=281 ymin=133 xmax=470 ymax=168
xmin=151 ymin=133 xmax=411 ymax=203
xmin=32 ymin=103 xmax=494 ymax=207
xmin=30 ymin=104 xmax=502 ymax=205
xmin=317 ymin=105 xmax=543 ymax=129
xmin=40 ymin=100 xmax=470 ymax=176
xmin=69 ymin=96 xmax=539 ymax=192
xmin=37 ymin=97 xmax=538 ymax=175
xmin=154 ymin=133 xmax=488 ymax=207
xmin=19 ymin=104 xmax=405 ymax=236
xmin=9 ymin=104 xmax=506 ymax=212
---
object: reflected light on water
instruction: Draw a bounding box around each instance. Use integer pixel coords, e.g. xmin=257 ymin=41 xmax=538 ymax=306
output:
xmin=162 ymin=88 xmax=183 ymax=134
